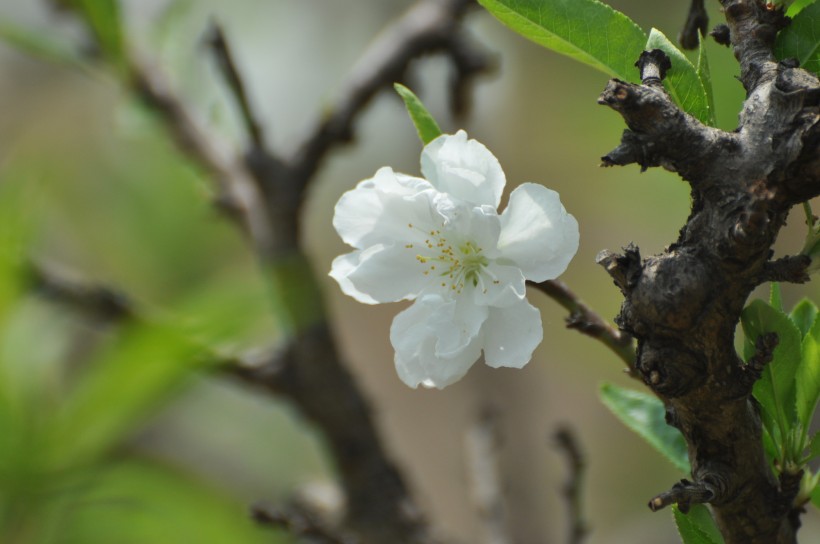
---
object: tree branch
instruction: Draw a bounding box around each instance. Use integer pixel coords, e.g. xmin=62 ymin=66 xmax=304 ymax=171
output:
xmin=73 ymin=2 xmax=489 ymax=542
xmin=553 ymin=425 xmax=589 ymax=544
xmin=597 ymin=2 xmax=820 ymax=542
xmin=528 ymin=280 xmax=636 ymax=371
xmin=288 ymin=0 xmax=487 ymax=189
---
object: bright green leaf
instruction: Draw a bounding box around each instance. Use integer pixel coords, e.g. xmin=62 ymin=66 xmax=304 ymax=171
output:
xmin=394 ymin=83 xmax=442 ymax=145
xmin=741 ymin=300 xmax=803 ymax=427
xmin=775 ymin=2 xmax=820 ymax=74
xmin=478 ymin=0 xmax=647 ymax=82
xmin=813 ymin=483 xmax=820 ymax=509
xmin=787 ymin=0 xmax=818 ymax=17
xmin=696 ymin=38 xmax=715 ymax=124
xmin=789 ymin=298 xmax=818 ymax=338
xmin=600 ymin=382 xmax=690 ymax=473
xmin=759 ymin=405 xmax=781 ymax=462
xmin=646 ymin=28 xmax=714 ymax=125
xmin=796 ymin=321 xmax=820 ymax=428
xmin=673 ymin=504 xmax=725 ymax=544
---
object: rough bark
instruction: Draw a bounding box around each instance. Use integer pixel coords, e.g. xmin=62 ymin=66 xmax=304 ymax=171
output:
xmin=598 ymin=2 xmax=818 ymax=543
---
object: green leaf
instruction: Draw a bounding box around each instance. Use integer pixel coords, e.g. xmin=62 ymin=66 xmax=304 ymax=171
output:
xmin=789 ymin=298 xmax=818 ymax=338
xmin=796 ymin=320 xmax=820 ymax=428
xmin=813 ymin=482 xmax=820 ymax=509
xmin=775 ymin=2 xmax=820 ymax=75
xmin=478 ymin=0 xmax=647 ymax=82
xmin=49 ymin=323 xmax=202 ymax=468
xmin=696 ymin=38 xmax=715 ymax=124
xmin=787 ymin=0 xmax=818 ymax=17
xmin=673 ymin=504 xmax=725 ymax=544
xmin=809 ymin=431 xmax=820 ymax=459
xmin=73 ymin=0 xmax=125 ymax=65
xmin=60 ymin=460 xmax=278 ymax=544
xmin=599 ymin=382 xmax=690 ymax=473
xmin=646 ymin=28 xmax=714 ymax=125
xmin=741 ymin=300 xmax=803 ymax=427
xmin=394 ymin=83 xmax=442 ymax=145
xmin=0 ymin=20 xmax=84 ymax=69
xmin=769 ymin=282 xmax=783 ymax=312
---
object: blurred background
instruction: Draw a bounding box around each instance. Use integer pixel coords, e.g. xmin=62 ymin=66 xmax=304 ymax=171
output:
xmin=0 ymin=0 xmax=817 ymax=543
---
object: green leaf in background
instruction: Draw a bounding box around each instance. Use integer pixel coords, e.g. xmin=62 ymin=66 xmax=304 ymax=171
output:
xmin=810 ymin=432 xmax=820 ymax=459
xmin=796 ymin=318 xmax=820 ymax=429
xmin=478 ymin=0 xmax=647 ymax=82
xmin=0 ymin=20 xmax=85 ymax=70
xmin=673 ymin=504 xmax=725 ymax=544
xmin=787 ymin=0 xmax=818 ymax=17
xmin=394 ymin=83 xmax=442 ymax=145
xmin=696 ymin=38 xmax=715 ymax=124
xmin=72 ymin=0 xmax=125 ymax=65
xmin=646 ymin=29 xmax=714 ymax=125
xmin=789 ymin=298 xmax=818 ymax=338
xmin=49 ymin=322 xmax=202 ymax=468
xmin=741 ymin=300 xmax=803 ymax=427
xmin=0 ymin=176 xmax=33 ymax=324
xmin=775 ymin=2 xmax=820 ymax=75
xmin=599 ymin=382 xmax=690 ymax=473
xmin=813 ymin=483 xmax=820 ymax=509
xmin=60 ymin=460 xmax=280 ymax=544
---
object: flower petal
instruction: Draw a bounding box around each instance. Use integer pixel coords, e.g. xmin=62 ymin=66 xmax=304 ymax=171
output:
xmin=428 ymin=296 xmax=488 ymax=358
xmin=421 ymin=130 xmax=505 ymax=208
xmin=391 ymin=295 xmax=482 ymax=389
xmin=345 ymin=242 xmax=433 ymax=303
xmin=329 ymin=252 xmax=378 ymax=304
xmin=497 ymin=183 xmax=579 ymax=282
xmin=333 ymin=167 xmax=435 ymax=249
xmin=483 ymin=299 xmax=543 ymax=369
xmin=472 ymin=262 xmax=526 ymax=308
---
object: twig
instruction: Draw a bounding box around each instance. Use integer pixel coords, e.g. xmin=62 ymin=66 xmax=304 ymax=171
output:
xmin=528 ymin=280 xmax=636 ymax=371
xmin=553 ymin=426 xmax=589 ymax=544
xmin=289 ymin=0 xmax=485 ymax=188
xmin=26 ymin=260 xmax=132 ymax=321
xmin=128 ymin=60 xmax=276 ymax=259
xmin=679 ymin=0 xmax=708 ymax=50
xmin=204 ymin=22 xmax=266 ymax=151
xmin=60 ymin=2 xmax=488 ymax=542
xmin=464 ymin=406 xmax=512 ymax=544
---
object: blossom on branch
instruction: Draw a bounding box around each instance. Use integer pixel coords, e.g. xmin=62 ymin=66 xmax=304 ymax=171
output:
xmin=330 ymin=131 xmax=579 ymax=388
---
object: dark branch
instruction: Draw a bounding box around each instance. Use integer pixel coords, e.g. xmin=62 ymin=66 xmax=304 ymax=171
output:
xmin=205 ymin=22 xmax=267 ymax=151
xmin=128 ymin=61 xmax=277 ymax=258
xmin=760 ymin=255 xmax=811 ymax=284
xmin=597 ymin=3 xmax=820 ymax=543
xmin=648 ymin=478 xmax=715 ymax=513
xmin=26 ymin=261 xmax=132 ymax=321
xmin=289 ymin=0 xmax=486 ymax=188
xmin=679 ymin=0 xmax=708 ymax=50
xmin=553 ymin=425 xmax=589 ymax=544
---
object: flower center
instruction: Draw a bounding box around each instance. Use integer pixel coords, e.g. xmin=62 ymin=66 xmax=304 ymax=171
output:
xmin=406 ymin=224 xmax=491 ymax=294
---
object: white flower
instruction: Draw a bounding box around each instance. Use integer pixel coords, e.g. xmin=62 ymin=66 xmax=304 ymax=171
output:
xmin=330 ymin=130 xmax=579 ymax=389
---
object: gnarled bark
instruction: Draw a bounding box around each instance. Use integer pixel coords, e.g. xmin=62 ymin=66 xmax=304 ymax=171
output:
xmin=598 ymin=2 xmax=819 ymax=543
